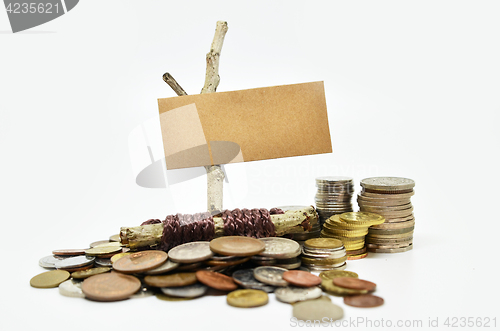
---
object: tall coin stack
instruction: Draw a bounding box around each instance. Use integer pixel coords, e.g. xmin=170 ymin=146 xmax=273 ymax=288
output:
xmin=301 ymin=238 xmax=347 ymax=272
xmin=315 ymin=177 xmax=354 ymax=227
xmin=358 ymin=177 xmax=415 ymax=253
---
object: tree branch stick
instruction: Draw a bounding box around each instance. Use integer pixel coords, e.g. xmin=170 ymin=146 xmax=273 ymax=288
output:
xmin=201 ymin=21 xmax=228 ymax=215
xmin=121 ymin=206 xmax=318 ymax=250
xmin=162 ymin=72 xmax=188 ymax=96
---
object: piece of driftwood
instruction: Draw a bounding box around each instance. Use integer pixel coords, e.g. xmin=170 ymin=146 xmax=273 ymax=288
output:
xmin=120 ymin=206 xmax=318 ymax=250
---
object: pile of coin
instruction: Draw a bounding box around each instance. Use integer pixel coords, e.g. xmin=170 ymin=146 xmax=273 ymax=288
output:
xmin=358 ymin=177 xmax=415 ymax=253
xmin=320 ymin=212 xmax=385 ymax=259
xmin=315 ymin=177 xmax=354 ymax=227
xmin=300 ymin=238 xmax=347 ymax=271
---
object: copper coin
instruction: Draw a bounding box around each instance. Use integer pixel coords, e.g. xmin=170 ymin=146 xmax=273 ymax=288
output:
xmin=344 ymin=294 xmax=384 ymax=307
xmin=52 ymin=249 xmax=86 ymax=256
xmin=282 ymin=270 xmax=322 ymax=287
xmin=81 ymin=272 xmax=141 ymax=301
xmin=113 ymin=250 xmax=168 ymax=274
xmin=347 ymin=252 xmax=368 ymax=260
xmin=210 ymin=236 xmax=265 ymax=256
xmin=333 ymin=277 xmax=376 ymax=292
xmin=144 ymin=272 xmax=197 ymax=288
xmin=195 ymin=270 xmax=238 ymax=291
xmin=204 ymin=256 xmax=251 ymax=266
xmin=346 ymin=247 xmax=367 ymax=255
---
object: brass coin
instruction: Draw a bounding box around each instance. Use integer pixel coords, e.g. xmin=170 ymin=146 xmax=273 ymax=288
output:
xmin=144 ymin=272 xmax=197 ymax=288
xmin=85 ymin=243 xmax=123 ymax=256
xmin=301 ymin=256 xmax=347 ymax=266
xmin=71 ymin=267 xmax=111 ymax=279
xmin=368 ymin=226 xmax=415 ymax=235
xmin=81 ymin=273 xmax=141 ymax=301
xmin=210 ymin=236 xmax=265 ymax=256
xmin=52 ymin=249 xmax=86 ymax=256
xmin=226 ymin=289 xmax=268 ymax=308
xmin=321 ymin=279 xmax=368 ymax=296
xmin=333 ymin=277 xmax=376 ymax=292
xmin=360 ymin=190 xmax=414 ymax=199
xmin=304 ymin=238 xmax=344 ymax=250
xmin=339 ymin=212 xmax=385 ymax=225
xmin=319 ymin=270 xmax=358 ymax=281
xmin=30 ymin=270 xmax=70 ymax=288
xmin=196 ymin=270 xmax=238 ymax=291
xmin=112 ymin=250 xmax=168 ymax=274
xmin=89 ymin=240 xmax=111 ymax=248
xmin=344 ymin=294 xmax=384 ymax=308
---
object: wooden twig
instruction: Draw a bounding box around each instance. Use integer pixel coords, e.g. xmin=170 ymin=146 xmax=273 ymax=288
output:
xmin=162 ymin=73 xmax=188 ymax=96
xmin=121 ymin=206 xmax=318 ymax=250
xmin=201 ymin=21 xmax=228 ymax=215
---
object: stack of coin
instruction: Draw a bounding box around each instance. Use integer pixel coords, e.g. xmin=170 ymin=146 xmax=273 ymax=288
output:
xmin=301 ymin=238 xmax=347 ymax=271
xmin=320 ymin=212 xmax=385 ymax=259
xmin=251 ymin=237 xmax=302 ymax=269
xmin=358 ymin=177 xmax=415 ymax=253
xmin=315 ymin=177 xmax=354 ymax=227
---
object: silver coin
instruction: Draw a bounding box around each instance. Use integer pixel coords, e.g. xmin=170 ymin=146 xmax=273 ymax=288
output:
xmin=232 ymin=268 xmax=262 ymax=287
xmin=253 ymin=266 xmax=288 ymax=287
xmin=302 ymin=249 xmax=346 ymax=259
xmin=168 ymin=241 xmax=213 ymax=263
xmin=94 ymin=258 xmax=112 ymax=267
xmin=39 ymin=255 xmax=66 ymax=269
xmin=144 ymin=259 xmax=179 ymax=275
xmin=242 ymin=283 xmax=277 ymax=293
xmin=293 ymin=300 xmax=343 ymax=322
xmin=161 ymin=283 xmax=208 ymax=298
xmin=367 ymin=244 xmax=413 ymax=253
xmin=360 ymin=177 xmax=415 ymax=191
xmin=275 ymin=286 xmax=323 ymax=303
xmin=55 ymin=256 xmax=95 ymax=270
xmin=316 ymin=176 xmax=353 ymax=183
xmin=274 ymin=262 xmax=301 ymax=270
xmin=304 ymin=263 xmax=347 ymax=272
xmin=258 ymin=237 xmax=301 ymax=259
xmin=210 ymin=254 xmax=240 ymax=261
xmin=59 ymin=279 xmax=85 ymax=298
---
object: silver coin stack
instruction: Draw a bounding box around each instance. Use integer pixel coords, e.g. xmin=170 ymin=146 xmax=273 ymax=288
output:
xmin=301 ymin=240 xmax=347 ymax=272
xmin=358 ymin=177 xmax=415 ymax=253
xmin=277 ymin=206 xmax=321 ymax=242
xmin=315 ymin=177 xmax=354 ymax=227
xmin=250 ymin=237 xmax=302 ymax=269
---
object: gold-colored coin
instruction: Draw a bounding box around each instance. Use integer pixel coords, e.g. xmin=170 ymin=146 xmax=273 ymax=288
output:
xmin=366 ymin=232 xmax=413 ymax=239
xmin=339 ymin=212 xmax=385 ymax=225
xmin=111 ymin=252 xmax=132 ymax=264
xmin=301 ymin=256 xmax=347 ymax=266
xmin=319 ymin=270 xmax=358 ymax=281
xmin=344 ymin=242 xmax=366 ymax=251
xmin=71 ymin=267 xmax=111 ymax=279
xmin=321 ymin=279 xmax=368 ymax=296
xmin=326 ymin=215 xmax=370 ymax=229
xmin=226 ymin=289 xmax=269 ymax=308
xmin=85 ymin=243 xmax=123 ymax=256
xmin=322 ymin=226 xmax=368 ymax=237
xmin=155 ymin=292 xmax=194 ymax=301
xmin=30 ymin=270 xmax=70 ymax=288
xmin=304 ymin=238 xmax=344 ymax=250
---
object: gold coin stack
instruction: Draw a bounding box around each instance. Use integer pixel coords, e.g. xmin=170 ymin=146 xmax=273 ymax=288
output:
xmin=320 ymin=212 xmax=385 ymax=259
xmin=315 ymin=177 xmax=354 ymax=227
xmin=358 ymin=177 xmax=415 ymax=253
xmin=301 ymin=238 xmax=347 ymax=271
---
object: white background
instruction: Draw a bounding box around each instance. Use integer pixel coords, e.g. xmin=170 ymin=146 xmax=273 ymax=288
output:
xmin=1 ymin=1 xmax=499 ymax=330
